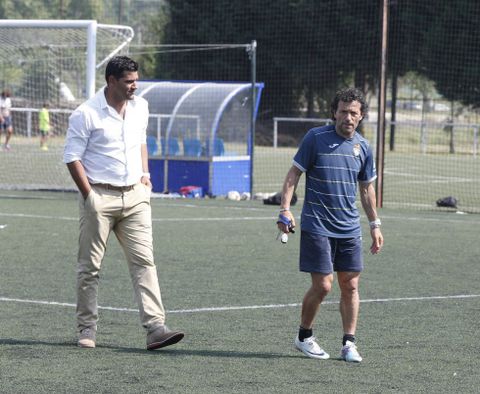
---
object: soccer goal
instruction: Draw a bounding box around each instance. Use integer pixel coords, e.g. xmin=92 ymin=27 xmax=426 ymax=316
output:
xmin=0 ymin=20 xmax=133 ymax=191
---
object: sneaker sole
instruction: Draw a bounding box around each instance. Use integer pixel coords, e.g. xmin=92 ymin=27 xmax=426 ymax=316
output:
xmin=340 ymin=354 xmax=363 ymax=363
xmin=147 ymin=332 xmax=184 ymax=351
xmin=78 ymin=340 xmax=95 ymax=348
xmin=341 ymin=356 xmax=362 ymax=363
xmin=295 ymin=344 xmax=330 ymax=360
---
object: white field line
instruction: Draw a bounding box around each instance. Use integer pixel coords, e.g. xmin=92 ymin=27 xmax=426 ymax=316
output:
xmin=0 ymin=194 xmax=65 ymax=200
xmin=152 ymin=216 xmax=276 ymax=222
xmin=0 ymin=212 xmax=276 ymax=222
xmin=0 ymin=211 xmax=475 ymax=224
xmin=0 ymin=294 xmax=478 ymax=315
xmin=384 ymin=170 xmax=476 ymax=182
xmin=0 ymin=212 xmax=78 ymax=221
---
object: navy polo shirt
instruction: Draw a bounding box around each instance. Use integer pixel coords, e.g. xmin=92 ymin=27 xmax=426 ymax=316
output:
xmin=293 ymin=125 xmax=376 ymax=237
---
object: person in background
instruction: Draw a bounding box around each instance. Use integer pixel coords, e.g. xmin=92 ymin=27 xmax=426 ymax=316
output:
xmin=0 ymin=89 xmax=14 ymax=151
xmin=277 ymin=88 xmax=384 ymax=363
xmin=39 ymin=102 xmax=51 ymax=151
xmin=63 ymin=55 xmax=184 ymax=350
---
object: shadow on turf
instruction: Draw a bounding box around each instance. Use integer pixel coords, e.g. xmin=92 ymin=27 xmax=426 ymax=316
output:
xmin=148 ymin=350 xmax=351 ymax=364
xmin=0 ymin=338 xmax=300 ymax=359
xmin=136 ymin=348 xmax=300 ymax=359
xmin=0 ymin=338 xmax=74 ymax=347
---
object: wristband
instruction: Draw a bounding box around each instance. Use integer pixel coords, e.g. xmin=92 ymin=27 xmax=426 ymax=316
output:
xmin=142 ymin=172 xmax=151 ymax=178
xmin=279 ymin=208 xmax=290 ymax=212
xmin=277 ymin=213 xmax=295 ymax=234
xmin=369 ymin=218 xmax=381 ymax=229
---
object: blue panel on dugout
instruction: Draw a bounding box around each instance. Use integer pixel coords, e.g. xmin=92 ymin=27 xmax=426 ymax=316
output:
xmin=141 ymin=80 xmax=264 ymax=197
xmin=167 ymin=159 xmax=209 ymax=195
xmin=148 ymin=158 xmax=165 ymax=192
xmin=211 ymin=159 xmax=251 ymax=195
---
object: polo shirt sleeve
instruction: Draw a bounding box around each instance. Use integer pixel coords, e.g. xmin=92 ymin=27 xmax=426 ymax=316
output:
xmin=293 ymin=129 xmax=316 ymax=172
xmin=63 ymin=109 xmax=89 ymax=164
xmin=358 ymin=143 xmax=377 ymax=183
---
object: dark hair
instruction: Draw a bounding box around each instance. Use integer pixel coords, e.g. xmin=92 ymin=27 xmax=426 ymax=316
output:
xmin=330 ymin=88 xmax=368 ymax=120
xmin=105 ymin=56 xmax=138 ymax=82
xmin=2 ymin=89 xmax=11 ymax=98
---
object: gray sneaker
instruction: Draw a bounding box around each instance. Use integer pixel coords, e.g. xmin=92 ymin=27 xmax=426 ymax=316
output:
xmin=146 ymin=325 xmax=184 ymax=350
xmin=78 ymin=328 xmax=96 ymax=348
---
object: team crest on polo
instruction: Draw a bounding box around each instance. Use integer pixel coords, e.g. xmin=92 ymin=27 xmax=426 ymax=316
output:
xmin=353 ymin=144 xmax=361 ymax=157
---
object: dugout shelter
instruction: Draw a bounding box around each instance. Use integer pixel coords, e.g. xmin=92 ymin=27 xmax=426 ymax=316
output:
xmin=137 ymin=81 xmax=264 ymax=196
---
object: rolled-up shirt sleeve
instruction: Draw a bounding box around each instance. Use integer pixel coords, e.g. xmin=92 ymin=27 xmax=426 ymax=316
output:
xmin=63 ymin=109 xmax=89 ymax=164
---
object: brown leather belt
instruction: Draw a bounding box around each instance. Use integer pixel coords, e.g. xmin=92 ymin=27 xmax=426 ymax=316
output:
xmin=92 ymin=183 xmax=135 ymax=192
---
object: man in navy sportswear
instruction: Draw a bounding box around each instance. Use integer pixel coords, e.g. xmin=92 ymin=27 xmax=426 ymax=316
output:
xmin=277 ymin=88 xmax=383 ymax=362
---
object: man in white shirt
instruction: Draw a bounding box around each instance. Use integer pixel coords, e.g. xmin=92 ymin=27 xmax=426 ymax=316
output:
xmin=0 ymin=89 xmax=13 ymax=150
xmin=64 ymin=56 xmax=184 ymax=350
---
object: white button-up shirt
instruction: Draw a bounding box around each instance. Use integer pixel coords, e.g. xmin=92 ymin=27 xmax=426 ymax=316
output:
xmin=0 ymin=96 xmax=12 ymax=117
xmin=63 ymin=87 xmax=148 ymax=186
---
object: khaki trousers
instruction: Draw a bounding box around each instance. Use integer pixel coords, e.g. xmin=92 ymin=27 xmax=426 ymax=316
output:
xmin=76 ymin=183 xmax=165 ymax=333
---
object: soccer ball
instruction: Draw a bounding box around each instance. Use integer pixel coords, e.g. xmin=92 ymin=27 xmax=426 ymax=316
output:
xmin=227 ymin=191 xmax=241 ymax=201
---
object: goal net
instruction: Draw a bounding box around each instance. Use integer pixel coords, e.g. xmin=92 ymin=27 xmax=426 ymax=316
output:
xmin=0 ymin=20 xmax=133 ymax=191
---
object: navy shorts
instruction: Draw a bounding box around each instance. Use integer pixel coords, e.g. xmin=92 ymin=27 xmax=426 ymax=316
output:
xmin=1 ymin=116 xmax=12 ymax=129
xmin=299 ymin=231 xmax=364 ymax=274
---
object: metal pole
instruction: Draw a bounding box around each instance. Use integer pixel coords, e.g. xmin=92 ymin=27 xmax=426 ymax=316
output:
xmin=389 ymin=71 xmax=397 ymax=151
xmin=473 ymin=126 xmax=478 ymax=158
xmin=376 ymin=0 xmax=388 ymax=208
xmin=118 ymin=0 xmax=124 ymax=24
xmin=86 ymin=21 xmax=97 ymax=98
xmin=249 ymin=40 xmax=257 ymax=196
xmin=273 ymin=117 xmax=278 ymax=149
xmin=27 ymin=110 xmax=32 ymax=138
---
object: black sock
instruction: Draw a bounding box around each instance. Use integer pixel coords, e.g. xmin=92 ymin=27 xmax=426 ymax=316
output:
xmin=343 ymin=334 xmax=356 ymax=346
xmin=298 ymin=326 xmax=313 ymax=341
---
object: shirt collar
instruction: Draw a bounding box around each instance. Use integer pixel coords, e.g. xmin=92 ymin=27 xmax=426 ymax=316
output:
xmin=95 ymin=86 xmax=137 ymax=119
xmin=98 ymin=86 xmax=109 ymax=110
xmin=96 ymin=86 xmax=137 ymax=112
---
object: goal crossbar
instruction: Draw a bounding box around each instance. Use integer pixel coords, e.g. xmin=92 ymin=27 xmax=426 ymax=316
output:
xmin=0 ymin=19 xmax=134 ymax=98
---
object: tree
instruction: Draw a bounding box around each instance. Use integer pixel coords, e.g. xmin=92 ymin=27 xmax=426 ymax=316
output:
xmin=421 ymin=1 xmax=480 ymax=108
xmin=157 ymin=0 xmax=384 ymax=120
xmin=0 ymin=0 xmax=103 ymax=20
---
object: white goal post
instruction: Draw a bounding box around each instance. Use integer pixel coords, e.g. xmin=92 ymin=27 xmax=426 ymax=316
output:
xmin=0 ymin=19 xmax=134 ymax=99
xmin=0 ymin=20 xmax=134 ymax=191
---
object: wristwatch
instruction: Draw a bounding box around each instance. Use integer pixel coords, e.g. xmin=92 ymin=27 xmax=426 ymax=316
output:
xmin=369 ymin=218 xmax=381 ymax=229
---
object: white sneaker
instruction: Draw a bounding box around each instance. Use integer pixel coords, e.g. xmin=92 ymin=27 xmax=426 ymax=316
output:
xmin=341 ymin=340 xmax=362 ymax=362
xmin=294 ymin=335 xmax=330 ymax=359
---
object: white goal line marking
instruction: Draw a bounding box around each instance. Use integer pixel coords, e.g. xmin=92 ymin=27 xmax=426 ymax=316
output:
xmin=0 ymin=211 xmax=474 ymax=224
xmin=0 ymin=294 xmax=478 ymax=314
xmin=0 ymin=212 xmax=274 ymax=222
